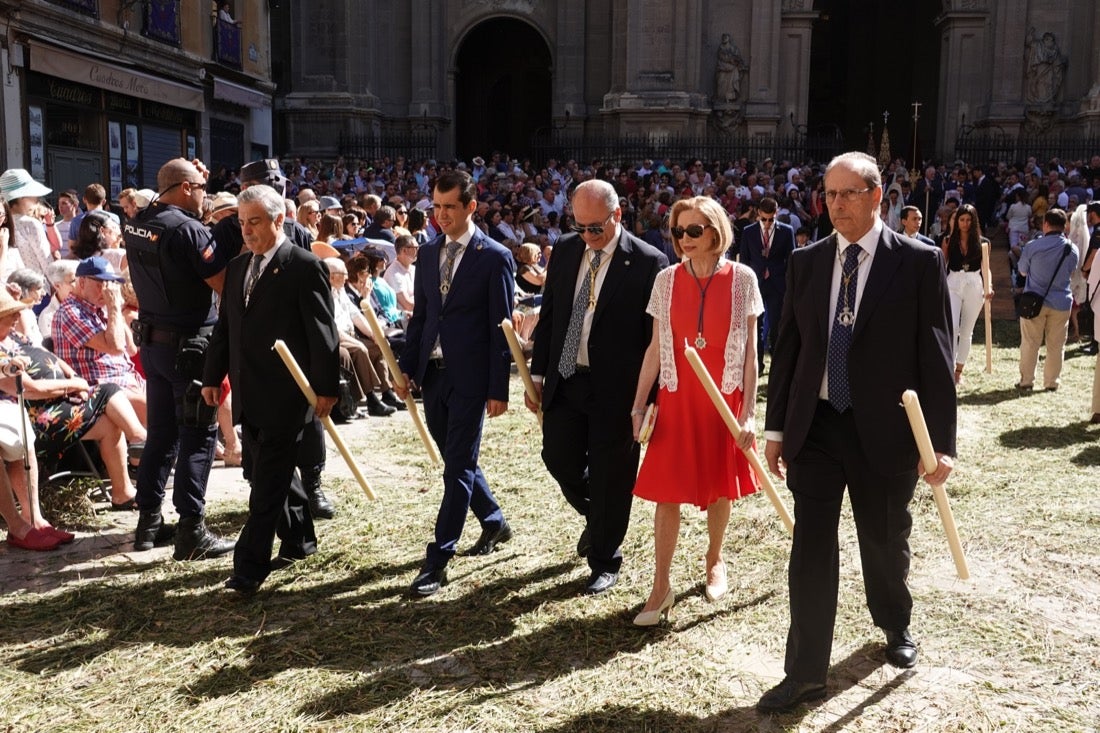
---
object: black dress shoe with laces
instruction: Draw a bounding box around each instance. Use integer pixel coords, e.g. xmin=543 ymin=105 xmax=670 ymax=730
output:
xmin=583 ymin=570 xmax=618 ymax=595
xmin=225 ymin=575 xmax=261 ymax=595
xmin=409 ymin=567 xmax=448 ymax=597
xmin=884 ymin=629 xmax=918 ymax=668
xmin=462 ymin=519 xmax=513 ymax=556
xmin=757 ymin=677 xmax=827 ymax=713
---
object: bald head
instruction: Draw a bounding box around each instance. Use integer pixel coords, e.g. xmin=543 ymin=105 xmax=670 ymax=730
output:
xmin=156 ymin=158 xmax=206 ymax=214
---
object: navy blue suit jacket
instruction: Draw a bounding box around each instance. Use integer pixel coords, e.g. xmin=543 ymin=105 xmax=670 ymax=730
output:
xmin=400 ymin=229 xmax=515 ymax=402
xmin=739 ymin=221 xmax=795 ymax=296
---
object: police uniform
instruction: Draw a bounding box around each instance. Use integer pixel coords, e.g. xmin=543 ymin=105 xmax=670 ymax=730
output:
xmin=125 ymin=200 xmax=227 ymax=542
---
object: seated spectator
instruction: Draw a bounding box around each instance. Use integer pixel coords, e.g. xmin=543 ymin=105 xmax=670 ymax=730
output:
xmin=299 ymin=199 xmax=321 ymax=239
xmin=363 ymin=206 xmax=397 ymax=243
xmin=7 ymin=268 xmax=47 ymax=345
xmin=0 ymin=289 xmax=145 ymax=510
xmin=514 ymin=242 xmax=545 ymax=295
xmin=37 ymin=259 xmax=78 ymax=345
xmin=317 ymin=212 xmax=344 ymax=243
xmin=384 ymin=235 xmax=417 ymax=312
xmin=51 ymin=257 xmax=145 ymax=425
xmin=72 ymin=211 xmax=126 ymax=273
xmin=362 ymin=246 xmax=407 ymax=329
xmin=324 ymin=257 xmax=402 ymax=417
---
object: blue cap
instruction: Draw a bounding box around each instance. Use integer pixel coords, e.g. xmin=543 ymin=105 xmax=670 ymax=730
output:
xmin=76 ymin=256 xmax=125 ymax=282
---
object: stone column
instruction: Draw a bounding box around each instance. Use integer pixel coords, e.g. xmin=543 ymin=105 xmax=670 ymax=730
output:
xmin=934 ymin=1 xmax=993 ymax=155
xmin=778 ymin=2 xmax=819 ymax=135
xmin=984 ymin=0 xmax=1028 ymax=132
xmin=408 ymin=0 xmax=447 ymax=123
xmin=744 ymin=0 xmax=782 ymax=136
xmin=555 ymin=0 xmax=589 ymax=131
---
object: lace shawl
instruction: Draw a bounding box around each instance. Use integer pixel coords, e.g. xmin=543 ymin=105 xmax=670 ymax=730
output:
xmin=645 ymin=260 xmax=764 ymax=393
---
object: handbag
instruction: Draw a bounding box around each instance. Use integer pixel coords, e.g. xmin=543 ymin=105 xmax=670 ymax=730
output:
xmin=1017 ymin=244 xmax=1072 ymax=319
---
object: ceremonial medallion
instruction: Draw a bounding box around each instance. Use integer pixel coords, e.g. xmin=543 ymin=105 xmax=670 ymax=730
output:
xmin=695 ymin=335 xmax=707 ymax=349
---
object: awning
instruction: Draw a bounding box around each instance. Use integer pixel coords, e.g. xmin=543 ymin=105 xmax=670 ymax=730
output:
xmin=213 ymin=77 xmax=270 ymax=109
xmin=28 ymin=40 xmax=205 ymax=111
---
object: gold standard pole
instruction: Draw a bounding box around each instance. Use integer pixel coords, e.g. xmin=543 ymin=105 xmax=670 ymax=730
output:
xmin=500 ymin=318 xmax=543 ymax=426
xmin=981 ymin=241 xmax=993 ymax=374
xmin=901 ymin=390 xmax=970 ymax=580
xmin=272 ymin=339 xmax=377 ymax=500
xmin=358 ymin=302 xmax=442 ymax=466
xmin=684 ymin=346 xmax=794 ymax=535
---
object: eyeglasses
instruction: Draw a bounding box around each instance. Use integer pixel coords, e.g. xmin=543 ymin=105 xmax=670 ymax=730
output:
xmin=570 ymin=213 xmax=614 ymax=236
xmin=824 ymin=187 xmax=872 ymax=203
xmin=670 ymin=223 xmax=712 ymax=239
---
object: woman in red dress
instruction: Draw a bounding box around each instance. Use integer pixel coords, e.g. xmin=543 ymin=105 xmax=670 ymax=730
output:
xmin=630 ymin=196 xmax=763 ymax=626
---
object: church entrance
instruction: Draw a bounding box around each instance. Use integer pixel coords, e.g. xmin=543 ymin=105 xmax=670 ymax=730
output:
xmin=807 ymin=0 xmax=942 ymax=163
xmin=454 ymin=18 xmax=551 ymax=161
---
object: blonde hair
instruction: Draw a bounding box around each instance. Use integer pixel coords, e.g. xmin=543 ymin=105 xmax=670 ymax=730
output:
xmin=517 ymin=242 xmax=541 ymax=265
xmin=669 ymin=196 xmax=732 ymax=258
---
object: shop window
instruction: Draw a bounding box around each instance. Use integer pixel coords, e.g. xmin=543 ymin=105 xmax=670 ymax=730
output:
xmin=46 ymin=0 xmax=97 ymax=17
xmin=143 ymin=0 xmax=182 ymax=47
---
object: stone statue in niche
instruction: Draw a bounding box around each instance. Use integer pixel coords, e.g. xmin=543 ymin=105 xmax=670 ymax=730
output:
xmin=714 ymin=33 xmax=747 ymax=104
xmin=1024 ymin=27 xmax=1067 ymax=107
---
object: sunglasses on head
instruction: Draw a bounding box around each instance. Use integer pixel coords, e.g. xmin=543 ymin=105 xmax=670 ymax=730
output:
xmin=670 ymin=223 xmax=711 ymax=239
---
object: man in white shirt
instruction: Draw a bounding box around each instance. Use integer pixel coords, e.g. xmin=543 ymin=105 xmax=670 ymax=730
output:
xmin=384 ymin=235 xmax=417 ymax=312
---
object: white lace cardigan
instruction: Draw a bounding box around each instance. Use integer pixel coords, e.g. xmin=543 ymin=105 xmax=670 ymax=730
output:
xmin=646 ymin=259 xmax=764 ymax=394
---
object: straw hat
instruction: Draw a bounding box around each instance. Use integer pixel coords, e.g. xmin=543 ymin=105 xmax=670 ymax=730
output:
xmin=0 ymin=168 xmax=52 ymax=203
xmin=0 ymin=289 xmax=30 ymax=321
xmin=208 ymin=191 xmax=239 ymax=215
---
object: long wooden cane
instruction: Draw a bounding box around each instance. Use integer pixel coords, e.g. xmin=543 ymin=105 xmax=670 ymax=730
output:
xmin=500 ymin=318 xmax=542 ymax=426
xmin=901 ymin=390 xmax=969 ymax=579
xmin=272 ymin=340 xmax=377 ymax=500
xmin=358 ymin=302 xmax=442 ymax=466
xmin=981 ymin=241 xmax=993 ymax=374
xmin=683 ymin=347 xmax=794 ymax=535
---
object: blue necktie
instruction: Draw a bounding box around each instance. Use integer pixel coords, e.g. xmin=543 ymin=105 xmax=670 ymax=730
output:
xmin=827 ymin=244 xmax=862 ymax=412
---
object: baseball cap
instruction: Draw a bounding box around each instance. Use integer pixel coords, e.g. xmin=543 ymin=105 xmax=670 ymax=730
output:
xmin=76 ymin=256 xmax=126 ymax=282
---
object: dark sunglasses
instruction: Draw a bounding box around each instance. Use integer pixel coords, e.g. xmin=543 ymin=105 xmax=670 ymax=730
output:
xmin=758 ymin=216 xmax=775 ymax=223
xmin=670 ymin=223 xmax=711 ymax=239
xmin=569 ymin=213 xmax=614 ymax=236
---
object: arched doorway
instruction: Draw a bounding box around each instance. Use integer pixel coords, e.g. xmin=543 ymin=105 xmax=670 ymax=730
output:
xmin=808 ymin=0 xmax=942 ymax=162
xmin=454 ymin=18 xmax=551 ymax=161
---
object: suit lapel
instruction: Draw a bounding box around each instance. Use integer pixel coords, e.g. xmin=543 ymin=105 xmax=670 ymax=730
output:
xmin=852 ymin=230 xmax=903 ymax=342
xmin=813 ymin=235 xmax=837 ymax=345
xmin=245 ymin=242 xmax=291 ymax=311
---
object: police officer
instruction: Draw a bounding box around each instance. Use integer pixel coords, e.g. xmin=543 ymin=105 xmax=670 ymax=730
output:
xmin=125 ymin=158 xmax=235 ymax=559
xmin=210 ymin=159 xmax=335 ymax=519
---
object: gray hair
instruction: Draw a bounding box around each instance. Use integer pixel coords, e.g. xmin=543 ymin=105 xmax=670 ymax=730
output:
xmin=825 ymin=151 xmax=882 ymax=189
xmin=7 ymin=267 xmax=46 ymax=298
xmin=237 ymin=185 xmax=285 ymax=221
xmin=45 ymin=259 xmax=78 ymax=287
xmin=572 ymin=179 xmax=618 ymax=212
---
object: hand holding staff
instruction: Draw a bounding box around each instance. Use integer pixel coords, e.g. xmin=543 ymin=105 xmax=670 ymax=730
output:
xmin=500 ymin=318 xmax=542 ymax=426
xmin=272 ymin=340 xmax=376 ymax=501
xmin=901 ymin=389 xmax=969 ymax=579
xmin=358 ymin=301 xmax=442 ymax=466
xmin=981 ymin=240 xmax=993 ymax=374
xmin=684 ymin=347 xmax=794 ymax=535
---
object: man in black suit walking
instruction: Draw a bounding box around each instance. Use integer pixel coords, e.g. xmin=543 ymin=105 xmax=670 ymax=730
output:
xmin=202 ymin=184 xmax=340 ymax=595
xmin=758 ymin=152 xmax=957 ymax=712
xmin=527 ymin=179 xmax=668 ymax=595
xmin=740 ymin=197 xmax=795 ymax=372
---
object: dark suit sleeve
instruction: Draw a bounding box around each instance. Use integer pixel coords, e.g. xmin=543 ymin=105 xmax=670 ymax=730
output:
xmin=202 ymin=260 xmax=237 ymax=387
xmin=529 ymin=242 xmax=565 ymax=378
xmin=487 ymin=247 xmax=516 ymax=401
xmin=916 ymin=247 xmax=957 ymax=457
xmin=764 ymin=249 xmax=804 ymax=434
xmin=300 ymin=258 xmax=341 ymax=397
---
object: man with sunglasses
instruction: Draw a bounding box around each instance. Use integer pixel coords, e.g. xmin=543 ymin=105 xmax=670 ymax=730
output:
xmin=124 ymin=158 xmax=235 ymax=561
xmin=740 ymin=197 xmax=794 ymax=373
xmin=528 ymin=179 xmax=668 ymax=596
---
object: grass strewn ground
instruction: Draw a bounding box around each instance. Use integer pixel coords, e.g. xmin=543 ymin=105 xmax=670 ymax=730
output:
xmin=1 ymin=318 xmax=1099 ymax=732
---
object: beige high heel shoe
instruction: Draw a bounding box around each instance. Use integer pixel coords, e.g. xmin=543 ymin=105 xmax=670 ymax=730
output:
xmin=633 ymin=588 xmax=675 ymax=627
xmin=705 ymin=560 xmax=728 ymax=602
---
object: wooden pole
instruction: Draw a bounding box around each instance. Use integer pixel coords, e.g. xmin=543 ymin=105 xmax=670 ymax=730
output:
xmin=358 ymin=302 xmax=442 ymax=466
xmin=272 ymin=340 xmax=377 ymax=501
xmin=683 ymin=347 xmax=793 ymax=535
xmin=981 ymin=240 xmax=993 ymax=374
xmin=901 ymin=390 xmax=969 ymax=579
xmin=500 ymin=318 xmax=542 ymax=426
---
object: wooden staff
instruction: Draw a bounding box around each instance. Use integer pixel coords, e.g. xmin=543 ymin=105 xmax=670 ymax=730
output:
xmin=272 ymin=340 xmax=377 ymax=501
xmin=500 ymin=318 xmax=542 ymax=426
xmin=901 ymin=390 xmax=969 ymax=579
xmin=358 ymin=302 xmax=442 ymax=466
xmin=684 ymin=347 xmax=794 ymax=535
xmin=981 ymin=240 xmax=993 ymax=374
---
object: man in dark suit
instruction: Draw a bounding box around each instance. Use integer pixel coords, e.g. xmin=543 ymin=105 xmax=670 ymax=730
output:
xmin=395 ymin=169 xmax=516 ymax=597
xmin=363 ymin=205 xmax=398 ymax=243
xmin=527 ymin=179 xmax=668 ymax=595
xmin=911 ymin=165 xmax=944 ymax=236
xmin=740 ymin=196 xmax=795 ymax=372
xmin=899 ymin=206 xmax=936 ymax=246
xmin=972 ymin=165 xmax=1001 ymax=230
xmin=757 ymin=152 xmax=957 ymax=713
xmin=202 ymin=184 xmax=340 ymax=595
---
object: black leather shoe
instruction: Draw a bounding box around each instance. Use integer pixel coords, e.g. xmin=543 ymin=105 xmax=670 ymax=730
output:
xmin=173 ymin=515 xmax=236 ymax=561
xmin=576 ymin=525 xmax=592 ymax=558
xmin=463 ymin=519 xmax=513 ymax=556
xmin=756 ymin=677 xmax=827 ymax=713
xmin=134 ymin=510 xmax=175 ymax=551
xmin=366 ymin=392 xmax=397 ymax=417
xmin=410 ymin=567 xmax=448 ymax=597
xmin=583 ymin=570 xmax=618 ymax=595
xmin=381 ymin=390 xmax=408 ymax=411
xmin=307 ymin=485 xmax=335 ymax=520
xmin=225 ymin=575 xmax=261 ymax=595
xmin=884 ymin=629 xmax=918 ymax=668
